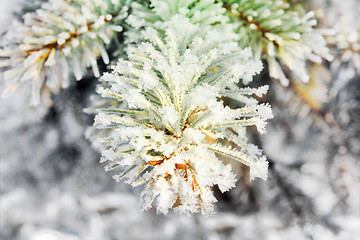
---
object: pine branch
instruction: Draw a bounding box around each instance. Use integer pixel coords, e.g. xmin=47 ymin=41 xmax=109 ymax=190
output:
xmin=89 ymin=10 xmax=272 ymax=214
xmin=223 ymin=0 xmax=334 ymax=86
xmin=0 ymin=0 xmax=128 ymax=106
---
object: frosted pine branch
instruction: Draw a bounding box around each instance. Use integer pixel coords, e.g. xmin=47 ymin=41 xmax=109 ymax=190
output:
xmin=91 ymin=21 xmax=272 ymax=215
xmin=0 ymin=0 xmax=128 ymax=106
xmin=223 ymin=0 xmax=334 ymax=86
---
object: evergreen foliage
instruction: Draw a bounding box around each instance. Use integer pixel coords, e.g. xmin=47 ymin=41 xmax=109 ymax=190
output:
xmin=224 ymin=0 xmax=333 ymax=86
xmin=93 ymin=17 xmax=272 ymax=214
xmin=0 ymin=0 xmax=128 ymax=105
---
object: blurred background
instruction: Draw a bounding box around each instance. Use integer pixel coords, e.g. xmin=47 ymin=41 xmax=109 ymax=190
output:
xmin=0 ymin=0 xmax=359 ymax=239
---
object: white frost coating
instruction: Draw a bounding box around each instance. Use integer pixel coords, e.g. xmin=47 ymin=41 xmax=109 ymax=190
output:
xmin=91 ymin=14 xmax=272 ymax=215
xmin=249 ymin=157 xmax=269 ymax=181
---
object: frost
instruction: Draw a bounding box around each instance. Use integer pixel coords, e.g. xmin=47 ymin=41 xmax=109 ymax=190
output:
xmin=249 ymin=156 xmax=269 ymax=181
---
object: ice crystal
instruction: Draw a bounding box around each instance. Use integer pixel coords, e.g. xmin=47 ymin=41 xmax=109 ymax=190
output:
xmin=93 ymin=20 xmax=272 ymax=214
xmin=0 ymin=0 xmax=128 ymax=106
